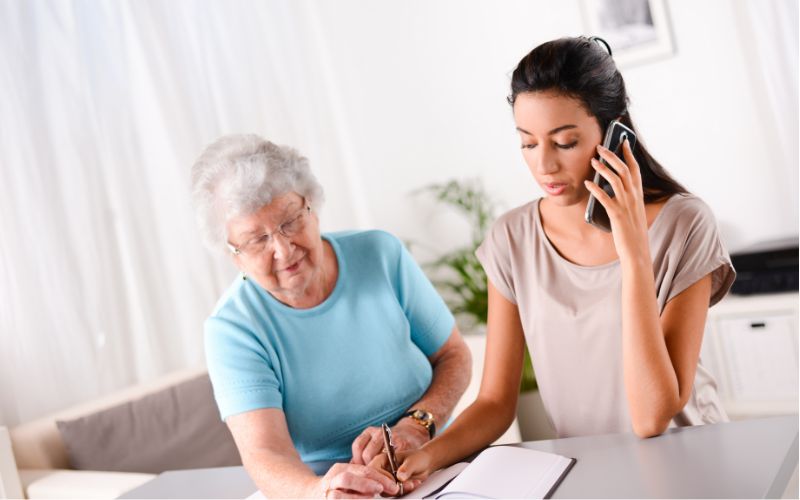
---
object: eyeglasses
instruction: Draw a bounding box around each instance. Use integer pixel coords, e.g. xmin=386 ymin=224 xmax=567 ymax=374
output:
xmin=227 ymin=202 xmax=311 ymax=257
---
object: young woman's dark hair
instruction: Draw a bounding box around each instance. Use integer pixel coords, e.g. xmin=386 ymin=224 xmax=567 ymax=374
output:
xmin=508 ymin=36 xmax=687 ymax=203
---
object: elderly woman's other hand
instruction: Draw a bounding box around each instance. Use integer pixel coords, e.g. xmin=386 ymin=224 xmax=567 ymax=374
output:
xmin=316 ymin=463 xmax=400 ymax=498
xmin=350 ymin=421 xmax=430 ymax=466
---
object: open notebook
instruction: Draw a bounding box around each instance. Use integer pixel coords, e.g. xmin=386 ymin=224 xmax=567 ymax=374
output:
xmin=405 ymin=445 xmax=575 ymax=499
xmin=244 ymin=446 xmax=574 ymax=499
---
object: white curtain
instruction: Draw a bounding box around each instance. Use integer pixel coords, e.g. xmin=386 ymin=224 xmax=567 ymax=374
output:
xmin=3 ymin=0 xmax=796 ymax=428
xmin=0 ymin=0 xmax=368 ymax=426
xmin=733 ymin=0 xmax=799 ymax=220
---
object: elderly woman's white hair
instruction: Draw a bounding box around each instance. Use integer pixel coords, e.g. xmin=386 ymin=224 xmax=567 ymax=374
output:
xmin=191 ymin=134 xmax=325 ymax=253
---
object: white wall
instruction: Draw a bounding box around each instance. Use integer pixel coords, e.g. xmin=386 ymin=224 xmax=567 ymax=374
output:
xmin=308 ymin=0 xmax=798 ymax=255
xmin=1 ymin=0 xmax=796 ymax=425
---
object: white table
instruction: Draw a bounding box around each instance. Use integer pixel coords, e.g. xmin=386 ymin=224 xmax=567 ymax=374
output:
xmin=120 ymin=415 xmax=798 ymax=498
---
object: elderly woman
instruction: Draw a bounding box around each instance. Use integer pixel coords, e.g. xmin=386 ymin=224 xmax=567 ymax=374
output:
xmin=191 ymin=134 xmax=471 ymax=498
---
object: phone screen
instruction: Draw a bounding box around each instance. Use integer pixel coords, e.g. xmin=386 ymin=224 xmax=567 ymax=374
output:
xmin=584 ymin=120 xmax=637 ymax=232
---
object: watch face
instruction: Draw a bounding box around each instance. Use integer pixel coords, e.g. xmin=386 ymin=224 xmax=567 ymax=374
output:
xmin=413 ymin=410 xmax=432 ymax=423
xmin=405 ymin=409 xmax=436 ymax=438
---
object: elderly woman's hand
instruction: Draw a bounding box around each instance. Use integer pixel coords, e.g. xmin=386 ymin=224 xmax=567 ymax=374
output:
xmin=350 ymin=421 xmax=430 ymax=466
xmin=315 ymin=463 xmax=401 ymax=498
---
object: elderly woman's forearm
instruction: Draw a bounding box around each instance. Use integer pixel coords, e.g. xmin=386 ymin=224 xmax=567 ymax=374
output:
xmin=241 ymin=447 xmax=319 ymax=497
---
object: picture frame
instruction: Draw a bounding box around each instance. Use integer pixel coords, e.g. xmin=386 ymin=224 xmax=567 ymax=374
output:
xmin=580 ymin=0 xmax=675 ymax=67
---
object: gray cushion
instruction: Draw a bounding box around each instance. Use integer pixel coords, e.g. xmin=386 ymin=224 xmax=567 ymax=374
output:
xmin=56 ymin=374 xmax=242 ymax=473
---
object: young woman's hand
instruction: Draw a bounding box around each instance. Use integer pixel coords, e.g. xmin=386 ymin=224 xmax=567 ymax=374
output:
xmin=368 ymin=449 xmax=431 ymax=494
xmin=584 ymin=138 xmax=651 ymax=265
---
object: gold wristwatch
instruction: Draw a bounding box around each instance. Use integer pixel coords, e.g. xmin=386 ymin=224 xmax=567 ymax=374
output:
xmin=402 ymin=409 xmax=436 ymax=439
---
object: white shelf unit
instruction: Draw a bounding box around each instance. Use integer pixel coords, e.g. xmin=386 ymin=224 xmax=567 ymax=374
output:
xmin=701 ymin=292 xmax=799 ymax=420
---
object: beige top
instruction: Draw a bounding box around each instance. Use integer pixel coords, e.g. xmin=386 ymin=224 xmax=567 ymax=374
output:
xmin=476 ymin=193 xmax=736 ymax=438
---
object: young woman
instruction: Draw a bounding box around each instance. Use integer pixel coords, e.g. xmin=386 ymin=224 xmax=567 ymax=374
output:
xmin=375 ymin=36 xmax=736 ymax=485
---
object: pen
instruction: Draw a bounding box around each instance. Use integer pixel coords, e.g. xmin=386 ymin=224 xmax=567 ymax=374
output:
xmin=381 ymin=423 xmax=403 ymax=497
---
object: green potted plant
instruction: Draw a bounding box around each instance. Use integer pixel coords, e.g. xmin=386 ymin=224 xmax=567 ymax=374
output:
xmin=414 ymin=179 xmax=537 ymax=393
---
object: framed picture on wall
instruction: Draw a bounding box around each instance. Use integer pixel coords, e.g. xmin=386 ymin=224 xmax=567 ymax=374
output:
xmin=580 ymin=0 xmax=675 ymax=67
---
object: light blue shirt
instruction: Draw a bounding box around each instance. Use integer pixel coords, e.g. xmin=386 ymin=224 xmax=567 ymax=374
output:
xmin=204 ymin=230 xmax=454 ymax=463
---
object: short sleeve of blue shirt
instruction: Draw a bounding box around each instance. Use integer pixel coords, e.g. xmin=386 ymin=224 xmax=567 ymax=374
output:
xmin=394 ymin=239 xmax=454 ymax=356
xmin=205 ymin=315 xmax=283 ymax=414
xmin=203 ymin=230 xmax=454 ymax=463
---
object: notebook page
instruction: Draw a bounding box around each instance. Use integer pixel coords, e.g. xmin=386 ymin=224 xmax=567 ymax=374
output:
xmin=402 ymin=462 xmax=469 ymax=498
xmin=436 ymin=446 xmax=573 ymax=499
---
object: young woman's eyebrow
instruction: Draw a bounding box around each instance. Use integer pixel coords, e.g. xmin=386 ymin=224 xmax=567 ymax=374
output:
xmin=515 ymin=124 xmax=578 ymax=136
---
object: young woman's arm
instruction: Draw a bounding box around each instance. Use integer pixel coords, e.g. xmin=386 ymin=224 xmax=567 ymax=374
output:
xmin=586 ymin=139 xmax=713 ymax=438
xmin=622 ymin=267 xmax=712 ymax=437
xmin=376 ymin=282 xmax=526 ymax=482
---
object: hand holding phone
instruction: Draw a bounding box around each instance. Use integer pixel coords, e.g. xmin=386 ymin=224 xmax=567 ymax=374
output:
xmin=584 ymin=120 xmax=637 ymax=232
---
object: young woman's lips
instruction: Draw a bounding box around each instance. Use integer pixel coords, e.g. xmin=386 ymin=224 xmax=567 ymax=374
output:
xmin=544 ymin=182 xmax=568 ymax=195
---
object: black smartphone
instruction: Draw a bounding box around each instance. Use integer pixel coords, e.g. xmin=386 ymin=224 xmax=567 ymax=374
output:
xmin=584 ymin=120 xmax=637 ymax=232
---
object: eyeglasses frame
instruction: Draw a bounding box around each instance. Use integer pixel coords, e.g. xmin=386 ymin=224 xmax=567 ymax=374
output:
xmin=227 ymin=200 xmax=311 ymax=257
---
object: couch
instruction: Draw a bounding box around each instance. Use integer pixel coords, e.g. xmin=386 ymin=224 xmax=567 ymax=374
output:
xmin=0 ymin=338 xmax=519 ymax=499
xmin=0 ymin=367 xmax=238 ymax=499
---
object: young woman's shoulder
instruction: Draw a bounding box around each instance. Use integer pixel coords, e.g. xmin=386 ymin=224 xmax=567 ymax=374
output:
xmin=491 ymin=198 xmax=540 ymax=232
xmin=658 ymin=193 xmax=720 ymax=233
xmin=653 ymin=193 xmax=736 ymax=306
xmin=480 ymin=199 xmax=542 ymax=256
